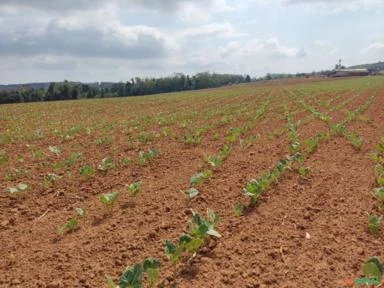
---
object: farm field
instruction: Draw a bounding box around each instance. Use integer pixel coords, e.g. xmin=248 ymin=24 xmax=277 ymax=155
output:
xmin=1 ymin=76 xmax=384 ymax=287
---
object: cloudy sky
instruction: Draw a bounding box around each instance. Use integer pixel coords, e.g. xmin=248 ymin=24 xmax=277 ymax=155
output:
xmin=0 ymin=0 xmax=383 ymax=84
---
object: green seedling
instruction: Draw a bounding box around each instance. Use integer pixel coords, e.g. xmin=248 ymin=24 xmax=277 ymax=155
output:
xmin=368 ymin=214 xmax=382 ymax=235
xmin=164 ymin=209 xmax=221 ymax=270
xmin=57 ymin=217 xmax=78 ymax=235
xmin=65 ymin=152 xmax=81 ymax=167
xmin=143 ymin=258 xmax=161 ymax=288
xmin=6 ymin=183 xmax=29 ymax=196
xmin=99 ymin=192 xmax=120 ymax=208
xmin=243 ymin=179 xmax=263 ymax=205
xmin=162 ymin=127 xmax=170 ymax=137
xmin=190 ymin=170 xmax=212 ymax=186
xmin=305 ymin=138 xmax=319 ymax=154
xmin=115 ymin=263 xmax=143 ymax=288
xmin=0 ymin=150 xmax=8 ymax=165
xmin=138 ymin=131 xmax=159 ymax=144
xmin=331 ymin=123 xmax=347 ymax=136
xmin=127 ymin=181 xmax=141 ymax=202
xmin=107 ymin=258 xmax=160 ymax=288
xmin=374 ymin=187 xmax=384 ymax=204
xmin=165 ymin=237 xmax=190 ymax=266
xmin=138 ymin=148 xmax=159 ymax=166
xmin=76 ymin=207 xmax=85 ymax=218
xmin=96 ymin=135 xmax=112 ymax=145
xmin=189 ymin=209 xmax=221 ymax=240
xmin=183 ymin=188 xmax=199 ymax=199
xmin=219 ymin=144 xmax=232 ymax=160
xmin=362 ymin=257 xmax=383 ymax=281
xmin=48 ymin=146 xmax=62 ymax=155
xmin=120 ymin=158 xmax=132 ymax=166
xmin=375 ymin=164 xmax=384 ymax=186
xmin=244 ymin=157 xmax=293 ymax=205
xmin=298 ymin=166 xmax=310 ymax=178
xmin=377 ymin=139 xmax=384 ymax=154
xmin=347 ymin=132 xmax=363 ymax=150
xmin=32 ymin=149 xmax=46 ymax=159
xmin=206 ymin=155 xmax=222 ymax=168
xmin=183 ymin=134 xmax=201 ymax=145
xmin=226 ymin=127 xmax=243 ymax=143
xmin=47 ymin=173 xmax=61 ymax=182
xmin=98 ymin=157 xmax=116 ymax=171
xmin=233 ymin=202 xmax=244 ymax=217
xmin=80 ymin=165 xmax=96 ymax=176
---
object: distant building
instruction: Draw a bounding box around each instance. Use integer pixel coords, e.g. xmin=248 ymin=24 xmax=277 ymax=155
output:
xmin=330 ymin=68 xmax=370 ymax=77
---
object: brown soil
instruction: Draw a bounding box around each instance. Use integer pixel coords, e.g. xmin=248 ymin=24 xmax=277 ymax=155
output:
xmin=1 ymin=77 xmax=384 ymax=288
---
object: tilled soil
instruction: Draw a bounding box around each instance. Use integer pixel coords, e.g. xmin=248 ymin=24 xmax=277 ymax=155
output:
xmin=1 ymin=77 xmax=384 ymax=288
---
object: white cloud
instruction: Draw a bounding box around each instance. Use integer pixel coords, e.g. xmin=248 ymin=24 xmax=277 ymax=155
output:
xmin=178 ymin=22 xmax=237 ymax=39
xmin=362 ymin=42 xmax=384 ymax=56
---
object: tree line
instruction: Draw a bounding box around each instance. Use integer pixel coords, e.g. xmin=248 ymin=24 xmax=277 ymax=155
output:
xmin=0 ymin=72 xmax=251 ymax=104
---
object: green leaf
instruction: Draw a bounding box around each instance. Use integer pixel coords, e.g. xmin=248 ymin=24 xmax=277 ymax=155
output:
xmin=48 ymin=146 xmax=62 ymax=155
xmin=119 ymin=263 xmax=143 ymax=288
xmin=184 ymin=237 xmax=204 ymax=253
xmin=363 ymin=257 xmax=383 ymax=279
xmin=127 ymin=181 xmax=141 ymax=198
xmin=76 ymin=207 xmax=85 ymax=217
xmin=185 ymin=188 xmax=199 ymax=198
xmin=99 ymin=192 xmax=119 ymax=206
xmin=179 ymin=234 xmax=192 ymax=245
xmin=374 ymin=187 xmax=384 ymax=202
xmin=143 ymin=258 xmax=160 ymax=271
xmin=207 ymin=209 xmax=220 ymax=225
xmin=16 ymin=183 xmax=29 ymax=191
xmin=143 ymin=258 xmax=160 ymax=288
xmin=207 ymin=227 xmax=221 ymax=238
xmin=7 ymin=187 xmax=19 ymax=194
xmin=106 ymin=276 xmax=117 ymax=288
xmin=164 ymin=240 xmax=177 ymax=258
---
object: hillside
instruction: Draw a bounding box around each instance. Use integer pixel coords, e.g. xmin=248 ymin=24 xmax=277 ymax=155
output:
xmin=349 ymin=61 xmax=384 ymax=70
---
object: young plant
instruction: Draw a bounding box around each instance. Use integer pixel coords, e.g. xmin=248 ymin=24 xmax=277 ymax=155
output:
xmin=143 ymin=258 xmax=161 ymax=288
xmin=375 ymin=164 xmax=384 ymax=186
xmin=127 ymin=181 xmax=141 ymax=203
xmin=99 ymin=191 xmax=120 ymax=210
xmin=305 ymin=137 xmax=319 ymax=154
xmin=107 ymin=258 xmax=160 ymax=288
xmin=108 ymin=263 xmax=142 ymax=288
xmin=362 ymin=257 xmax=383 ymax=281
xmin=80 ymin=165 xmax=96 ymax=176
xmin=297 ymin=166 xmax=310 ymax=178
xmin=183 ymin=133 xmax=201 ymax=145
xmin=98 ymin=157 xmax=116 ymax=171
xmin=183 ymin=188 xmax=199 ymax=199
xmin=76 ymin=207 xmax=85 ymax=218
xmin=0 ymin=150 xmax=8 ymax=165
xmin=48 ymin=146 xmax=62 ymax=156
xmin=138 ymin=148 xmax=159 ymax=166
xmin=164 ymin=209 xmax=221 ymax=271
xmin=346 ymin=132 xmax=363 ymax=150
xmin=205 ymin=155 xmax=222 ymax=168
xmin=6 ymin=183 xmax=29 ymax=197
xmin=219 ymin=144 xmax=232 ymax=160
xmin=243 ymin=179 xmax=263 ymax=205
xmin=190 ymin=170 xmax=212 ymax=187
xmin=374 ymin=187 xmax=384 ymax=207
xmin=233 ymin=202 xmax=244 ymax=217
xmin=65 ymin=152 xmax=81 ymax=167
xmin=331 ymin=123 xmax=347 ymax=136
xmin=368 ymin=214 xmax=382 ymax=235
xmin=57 ymin=217 xmax=78 ymax=235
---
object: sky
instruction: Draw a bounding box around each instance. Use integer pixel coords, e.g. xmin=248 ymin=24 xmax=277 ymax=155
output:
xmin=0 ymin=0 xmax=383 ymax=84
